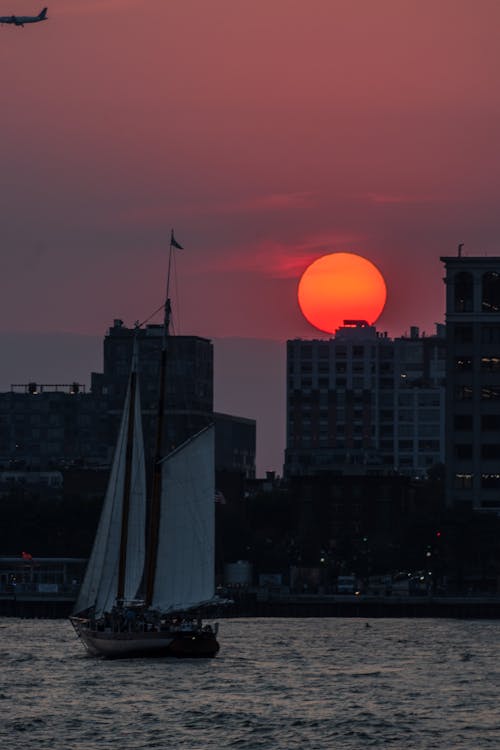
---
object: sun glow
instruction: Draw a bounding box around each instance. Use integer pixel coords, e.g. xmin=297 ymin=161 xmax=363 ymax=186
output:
xmin=297 ymin=252 xmax=387 ymax=334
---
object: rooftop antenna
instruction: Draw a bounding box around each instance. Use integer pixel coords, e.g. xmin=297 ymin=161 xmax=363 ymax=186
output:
xmin=458 ymin=243 xmax=464 ymax=257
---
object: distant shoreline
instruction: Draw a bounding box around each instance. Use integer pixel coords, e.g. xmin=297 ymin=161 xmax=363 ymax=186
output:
xmin=2 ymin=593 xmax=500 ymax=620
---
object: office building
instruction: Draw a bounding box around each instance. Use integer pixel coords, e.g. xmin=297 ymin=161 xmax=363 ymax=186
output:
xmin=441 ymin=254 xmax=500 ymax=511
xmin=285 ymin=320 xmax=445 ymax=478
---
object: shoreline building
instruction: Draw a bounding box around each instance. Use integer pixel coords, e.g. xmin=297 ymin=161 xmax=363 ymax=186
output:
xmin=441 ymin=254 xmax=500 ymax=511
xmin=0 ymin=320 xmax=256 ymax=479
xmin=285 ymin=321 xmax=445 ymax=478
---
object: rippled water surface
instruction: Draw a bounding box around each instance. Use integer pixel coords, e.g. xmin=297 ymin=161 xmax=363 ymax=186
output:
xmin=1 ymin=617 xmax=499 ymax=749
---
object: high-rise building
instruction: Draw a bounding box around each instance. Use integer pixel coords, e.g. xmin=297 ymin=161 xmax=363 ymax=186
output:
xmin=91 ymin=319 xmax=214 ymax=461
xmin=285 ymin=321 xmax=445 ymax=478
xmin=441 ymin=254 xmax=500 ymax=511
xmin=0 ymin=320 xmax=256 ymax=478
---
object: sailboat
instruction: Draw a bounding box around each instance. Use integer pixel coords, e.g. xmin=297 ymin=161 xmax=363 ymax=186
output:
xmin=70 ymin=236 xmax=220 ymax=659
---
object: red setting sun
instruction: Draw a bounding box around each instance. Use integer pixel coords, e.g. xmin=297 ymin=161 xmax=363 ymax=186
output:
xmin=297 ymin=253 xmax=387 ymax=334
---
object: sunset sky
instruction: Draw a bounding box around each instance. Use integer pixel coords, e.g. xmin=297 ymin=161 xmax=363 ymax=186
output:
xmin=2 ymin=0 xmax=500 ymax=472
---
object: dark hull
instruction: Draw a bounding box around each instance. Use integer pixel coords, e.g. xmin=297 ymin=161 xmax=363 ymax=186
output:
xmin=169 ymin=631 xmax=220 ymax=658
xmin=70 ymin=616 xmax=219 ymax=659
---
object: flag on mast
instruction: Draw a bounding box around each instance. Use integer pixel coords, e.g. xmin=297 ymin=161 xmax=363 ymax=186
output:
xmin=170 ymin=230 xmax=183 ymax=250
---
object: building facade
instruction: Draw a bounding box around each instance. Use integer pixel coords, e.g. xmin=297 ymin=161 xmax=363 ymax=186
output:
xmin=0 ymin=320 xmax=256 ymax=478
xmin=285 ymin=321 xmax=445 ymax=478
xmin=0 ymin=387 xmax=111 ymax=468
xmin=214 ymin=412 xmax=256 ymax=479
xmin=91 ymin=319 xmax=214 ymax=462
xmin=441 ymin=255 xmax=500 ymax=511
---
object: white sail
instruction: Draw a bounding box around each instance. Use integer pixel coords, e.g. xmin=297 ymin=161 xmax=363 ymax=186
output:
xmin=74 ymin=374 xmax=146 ymax=617
xmin=151 ymin=425 xmax=215 ymax=613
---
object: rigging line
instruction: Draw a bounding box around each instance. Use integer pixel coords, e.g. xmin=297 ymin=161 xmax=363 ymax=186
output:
xmin=137 ymin=233 xmax=180 ymax=330
xmin=136 ymin=303 xmax=165 ymax=329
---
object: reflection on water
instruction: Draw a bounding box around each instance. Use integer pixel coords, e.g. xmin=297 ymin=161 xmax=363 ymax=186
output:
xmin=0 ymin=617 xmax=499 ymax=749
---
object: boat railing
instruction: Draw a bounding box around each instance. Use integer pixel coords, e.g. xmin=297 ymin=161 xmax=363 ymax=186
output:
xmin=86 ymin=613 xmax=211 ymax=636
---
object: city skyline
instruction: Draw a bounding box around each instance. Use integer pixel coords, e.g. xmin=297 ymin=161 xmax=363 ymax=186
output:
xmin=2 ymin=1 xmax=500 ymax=472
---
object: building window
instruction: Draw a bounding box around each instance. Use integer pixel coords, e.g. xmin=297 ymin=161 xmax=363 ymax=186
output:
xmin=418 ymin=409 xmax=441 ymax=421
xmin=379 ymin=378 xmax=393 ymax=389
xmin=481 ymin=414 xmax=500 ymax=430
xmin=482 ymin=272 xmax=500 ymax=312
xmin=455 ymin=357 xmax=472 ymax=371
xmin=419 ymin=424 xmax=440 ymax=437
xmin=481 ymin=326 xmax=500 ymax=344
xmin=398 ymin=409 xmax=413 ymax=422
xmin=454 ymin=414 xmax=473 ymax=430
xmin=480 ymin=357 xmax=500 ymax=371
xmin=455 ymin=443 xmax=472 ymax=459
xmin=399 ymin=457 xmax=413 ymax=466
xmin=454 ymin=473 xmax=473 ymax=489
xmin=481 ymin=474 xmax=500 ymax=488
xmin=454 ymin=325 xmax=473 ymax=344
xmin=399 ymin=440 xmax=413 ymax=451
xmin=481 ymin=444 xmax=500 ymax=459
xmin=419 ymin=440 xmax=439 ymax=451
xmin=455 ymin=386 xmax=473 ymax=400
xmin=418 ymin=394 xmax=440 ymax=407
xmin=481 ymin=387 xmax=500 ymax=400
xmin=398 ymin=424 xmax=414 ymax=437
xmin=454 ymin=272 xmax=473 ymax=312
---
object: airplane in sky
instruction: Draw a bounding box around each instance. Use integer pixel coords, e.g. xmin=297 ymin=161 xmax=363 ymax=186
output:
xmin=0 ymin=7 xmax=47 ymax=27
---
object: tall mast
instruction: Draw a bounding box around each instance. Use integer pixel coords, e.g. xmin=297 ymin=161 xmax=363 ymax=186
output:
xmin=144 ymin=232 xmax=176 ymax=606
xmin=116 ymin=334 xmax=139 ymax=602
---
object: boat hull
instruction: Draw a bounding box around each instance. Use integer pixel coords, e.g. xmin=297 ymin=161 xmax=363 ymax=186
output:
xmin=168 ymin=631 xmax=220 ymax=658
xmin=70 ymin=617 xmax=219 ymax=659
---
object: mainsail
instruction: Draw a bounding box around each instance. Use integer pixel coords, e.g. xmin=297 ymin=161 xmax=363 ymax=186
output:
xmin=151 ymin=425 xmax=215 ymax=613
xmin=74 ymin=366 xmax=146 ymax=617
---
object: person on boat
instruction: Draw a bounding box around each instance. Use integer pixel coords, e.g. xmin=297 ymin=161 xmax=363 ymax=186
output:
xmin=125 ymin=608 xmax=137 ymax=631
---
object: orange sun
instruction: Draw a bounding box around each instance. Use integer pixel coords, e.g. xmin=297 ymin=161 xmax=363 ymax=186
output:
xmin=297 ymin=252 xmax=387 ymax=334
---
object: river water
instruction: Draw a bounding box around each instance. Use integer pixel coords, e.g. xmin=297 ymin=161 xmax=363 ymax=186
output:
xmin=1 ymin=617 xmax=499 ymax=749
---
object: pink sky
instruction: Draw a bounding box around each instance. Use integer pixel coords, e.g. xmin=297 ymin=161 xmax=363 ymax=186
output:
xmin=1 ymin=0 xmax=500 ymax=471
